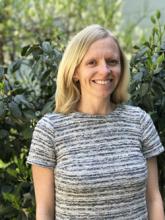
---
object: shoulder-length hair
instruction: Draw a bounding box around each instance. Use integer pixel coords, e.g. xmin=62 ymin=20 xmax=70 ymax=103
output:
xmin=55 ymin=24 xmax=129 ymax=114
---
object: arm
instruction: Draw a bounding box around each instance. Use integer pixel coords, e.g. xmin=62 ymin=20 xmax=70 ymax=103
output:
xmin=32 ymin=165 xmax=55 ymax=220
xmin=146 ymin=157 xmax=165 ymax=220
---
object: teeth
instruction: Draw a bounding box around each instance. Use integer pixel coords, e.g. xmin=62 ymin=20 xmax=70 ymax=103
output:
xmin=94 ymin=80 xmax=112 ymax=85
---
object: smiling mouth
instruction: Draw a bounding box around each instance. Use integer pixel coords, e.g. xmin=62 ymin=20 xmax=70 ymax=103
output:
xmin=92 ymin=79 xmax=113 ymax=85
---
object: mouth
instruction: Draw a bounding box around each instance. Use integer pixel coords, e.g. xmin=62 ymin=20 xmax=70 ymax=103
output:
xmin=92 ymin=79 xmax=113 ymax=85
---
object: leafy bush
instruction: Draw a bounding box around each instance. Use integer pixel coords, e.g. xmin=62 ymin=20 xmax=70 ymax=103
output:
xmin=130 ymin=11 xmax=165 ymax=201
xmin=0 ymin=148 xmax=35 ymax=220
xmin=0 ymin=0 xmax=122 ymax=64
xmin=0 ymin=41 xmax=61 ymax=219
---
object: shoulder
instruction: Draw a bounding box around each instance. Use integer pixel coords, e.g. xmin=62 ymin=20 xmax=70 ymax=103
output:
xmin=121 ymin=105 xmax=155 ymax=129
xmin=119 ymin=104 xmax=146 ymax=118
xmin=36 ymin=113 xmax=55 ymax=129
xmin=121 ymin=104 xmax=143 ymax=113
xmin=36 ymin=112 xmax=73 ymax=130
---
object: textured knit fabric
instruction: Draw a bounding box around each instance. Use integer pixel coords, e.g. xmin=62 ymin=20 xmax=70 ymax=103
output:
xmin=27 ymin=104 xmax=164 ymax=220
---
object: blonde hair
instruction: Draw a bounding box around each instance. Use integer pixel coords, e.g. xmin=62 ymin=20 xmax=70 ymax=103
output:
xmin=55 ymin=24 xmax=129 ymax=114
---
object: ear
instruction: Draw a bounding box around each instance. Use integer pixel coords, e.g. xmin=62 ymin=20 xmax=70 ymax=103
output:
xmin=73 ymin=69 xmax=79 ymax=82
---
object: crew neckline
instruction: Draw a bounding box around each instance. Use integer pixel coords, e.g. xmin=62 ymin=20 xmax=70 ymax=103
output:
xmin=71 ymin=104 xmax=123 ymax=118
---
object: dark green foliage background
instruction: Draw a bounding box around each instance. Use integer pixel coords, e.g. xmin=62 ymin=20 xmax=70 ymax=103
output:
xmin=130 ymin=11 xmax=165 ymax=202
xmin=0 ymin=9 xmax=164 ymax=220
xmin=0 ymin=41 xmax=62 ymax=219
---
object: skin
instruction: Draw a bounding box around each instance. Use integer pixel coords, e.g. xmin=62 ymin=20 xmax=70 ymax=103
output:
xmin=74 ymin=37 xmax=121 ymax=115
xmin=32 ymin=165 xmax=55 ymax=220
xmin=146 ymin=157 xmax=165 ymax=219
xmin=32 ymin=37 xmax=165 ymax=219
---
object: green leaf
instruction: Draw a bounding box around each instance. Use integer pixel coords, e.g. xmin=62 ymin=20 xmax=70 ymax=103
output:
xmin=152 ymin=27 xmax=158 ymax=35
xmin=158 ymin=116 xmax=165 ymax=131
xmin=0 ymin=66 xmax=4 ymax=80
xmin=133 ymin=72 xmax=143 ymax=82
xmin=32 ymin=46 xmax=43 ymax=59
xmin=0 ymin=100 xmax=6 ymax=117
xmin=6 ymin=163 xmax=17 ymax=177
xmin=2 ymin=192 xmax=20 ymax=210
xmin=40 ymin=69 xmax=51 ymax=81
xmin=22 ymin=109 xmax=35 ymax=120
xmin=0 ymin=129 xmax=8 ymax=139
xmin=157 ymin=54 xmax=164 ymax=65
xmin=152 ymin=77 xmax=165 ymax=91
xmin=22 ymin=44 xmax=42 ymax=58
xmin=0 ymin=159 xmax=10 ymax=168
xmin=150 ymin=111 xmax=158 ymax=122
xmin=9 ymin=101 xmax=22 ymax=118
xmin=143 ymin=41 xmax=150 ymax=48
xmin=21 ymin=45 xmax=30 ymax=56
xmin=22 ymin=127 xmax=33 ymax=139
xmin=10 ymin=60 xmax=22 ymax=72
xmin=156 ymin=10 xmax=161 ymax=19
xmin=141 ymin=83 xmax=149 ymax=97
xmin=142 ymin=94 xmax=154 ymax=111
xmin=150 ymin=16 xmax=156 ymax=24
xmin=133 ymin=45 xmax=140 ymax=50
xmin=42 ymin=41 xmax=53 ymax=54
xmin=14 ymin=94 xmax=33 ymax=108
xmin=0 ymin=205 xmax=16 ymax=217
xmin=41 ymin=99 xmax=54 ymax=114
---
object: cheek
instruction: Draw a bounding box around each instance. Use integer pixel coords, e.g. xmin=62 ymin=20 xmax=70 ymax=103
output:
xmin=113 ymin=67 xmax=121 ymax=79
xmin=116 ymin=69 xmax=122 ymax=85
xmin=117 ymin=71 xmax=122 ymax=79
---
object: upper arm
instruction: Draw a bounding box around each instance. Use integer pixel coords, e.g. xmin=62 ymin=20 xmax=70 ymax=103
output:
xmin=146 ymin=157 xmax=165 ymax=219
xmin=32 ymin=164 xmax=55 ymax=219
xmin=146 ymin=157 xmax=160 ymax=200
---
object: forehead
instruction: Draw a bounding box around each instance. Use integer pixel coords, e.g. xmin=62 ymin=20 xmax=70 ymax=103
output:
xmin=84 ymin=37 xmax=120 ymax=58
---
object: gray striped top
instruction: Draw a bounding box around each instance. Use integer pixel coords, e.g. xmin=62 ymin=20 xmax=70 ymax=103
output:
xmin=27 ymin=104 xmax=164 ymax=219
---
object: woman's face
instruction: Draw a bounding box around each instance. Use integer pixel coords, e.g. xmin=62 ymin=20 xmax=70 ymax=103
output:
xmin=74 ymin=37 xmax=121 ymax=102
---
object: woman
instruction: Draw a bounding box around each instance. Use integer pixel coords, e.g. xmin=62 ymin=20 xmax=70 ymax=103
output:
xmin=27 ymin=24 xmax=165 ymax=219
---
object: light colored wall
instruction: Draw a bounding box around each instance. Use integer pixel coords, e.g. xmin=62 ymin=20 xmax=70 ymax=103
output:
xmin=122 ymin=0 xmax=165 ymax=28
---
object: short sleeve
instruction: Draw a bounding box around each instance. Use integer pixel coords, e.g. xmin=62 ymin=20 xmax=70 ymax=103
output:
xmin=26 ymin=115 xmax=56 ymax=168
xmin=140 ymin=110 xmax=164 ymax=158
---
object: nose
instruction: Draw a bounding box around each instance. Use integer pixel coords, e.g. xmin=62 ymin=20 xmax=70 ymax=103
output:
xmin=99 ymin=62 xmax=111 ymax=75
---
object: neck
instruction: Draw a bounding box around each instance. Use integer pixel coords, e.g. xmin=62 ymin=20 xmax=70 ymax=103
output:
xmin=77 ymin=97 xmax=115 ymax=115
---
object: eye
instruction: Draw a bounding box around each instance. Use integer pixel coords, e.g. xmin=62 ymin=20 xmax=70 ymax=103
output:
xmin=87 ymin=59 xmax=97 ymax=66
xmin=106 ymin=59 xmax=120 ymax=66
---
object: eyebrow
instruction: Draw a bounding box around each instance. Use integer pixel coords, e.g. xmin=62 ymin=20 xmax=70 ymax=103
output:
xmin=84 ymin=55 xmax=120 ymax=62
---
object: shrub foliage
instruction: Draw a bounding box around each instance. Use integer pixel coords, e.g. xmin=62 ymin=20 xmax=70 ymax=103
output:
xmin=130 ymin=11 xmax=165 ymax=201
xmin=0 ymin=41 xmax=61 ymax=219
